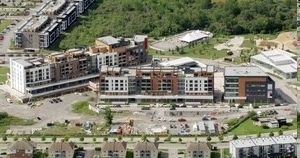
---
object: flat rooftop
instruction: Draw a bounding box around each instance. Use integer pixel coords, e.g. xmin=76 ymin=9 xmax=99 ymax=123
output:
xmin=159 ymin=57 xmax=207 ymax=68
xmin=23 ymin=15 xmax=49 ymax=32
xmin=43 ymin=0 xmax=66 ymax=14
xmin=230 ymin=139 xmax=256 ymax=148
xmin=224 ymin=66 xmax=267 ymax=77
xmin=97 ymin=36 xmax=120 ymax=45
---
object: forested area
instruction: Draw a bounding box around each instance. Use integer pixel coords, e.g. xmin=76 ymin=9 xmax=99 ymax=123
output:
xmin=53 ymin=0 xmax=296 ymax=50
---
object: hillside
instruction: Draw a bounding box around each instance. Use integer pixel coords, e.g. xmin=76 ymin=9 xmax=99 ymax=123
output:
xmin=51 ymin=0 xmax=296 ymax=50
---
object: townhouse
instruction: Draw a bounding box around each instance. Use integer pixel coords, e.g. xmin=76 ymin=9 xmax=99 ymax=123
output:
xmin=230 ymin=135 xmax=297 ymax=158
xmin=48 ymin=141 xmax=75 ymax=158
xmin=7 ymin=141 xmax=37 ymax=158
xmin=133 ymin=141 xmax=159 ymax=158
xmin=223 ymin=66 xmax=275 ymax=104
xmin=186 ymin=142 xmax=211 ymax=158
xmin=101 ymin=141 xmax=127 ymax=158
xmin=13 ymin=0 xmax=94 ymax=50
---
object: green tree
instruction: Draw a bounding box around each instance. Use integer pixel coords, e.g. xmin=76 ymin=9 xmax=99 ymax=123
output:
xmin=26 ymin=136 xmax=31 ymax=141
xmin=104 ymin=107 xmax=113 ymax=126
xmin=232 ymin=134 xmax=238 ymax=140
xmin=93 ymin=137 xmax=97 ymax=142
xmin=52 ymin=136 xmax=57 ymax=142
xmin=79 ymin=136 xmax=84 ymax=142
xmin=194 ymin=135 xmax=198 ymax=141
xmin=13 ymin=135 xmax=18 ymax=141
xmin=103 ymin=137 xmax=108 ymax=142
xmin=206 ymin=135 xmax=212 ymax=141
xmin=218 ymin=135 xmax=224 ymax=142
xmin=257 ymin=132 xmax=261 ymax=138
xmin=178 ymin=137 xmax=182 ymax=143
xmin=154 ymin=136 xmax=159 ymax=142
xmin=130 ymin=136 xmax=134 ymax=142
xmin=64 ymin=135 xmax=69 ymax=141
xmin=118 ymin=135 xmax=122 ymax=141
xmin=141 ymin=134 xmax=147 ymax=142
xmin=2 ymin=135 xmax=7 ymax=141
xmin=278 ymin=130 xmax=283 ymax=135
xmin=269 ymin=131 xmax=274 ymax=137
xmin=41 ymin=135 xmax=46 ymax=141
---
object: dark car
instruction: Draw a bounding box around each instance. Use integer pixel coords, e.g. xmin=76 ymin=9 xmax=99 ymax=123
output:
xmin=211 ymin=117 xmax=217 ymax=120
xmin=56 ymin=98 xmax=62 ymax=102
xmin=37 ymin=117 xmax=41 ymax=120
xmin=170 ymin=106 xmax=176 ymax=110
xmin=178 ymin=151 xmax=184 ymax=154
xmin=114 ymin=104 xmax=121 ymax=108
xmin=46 ymin=123 xmax=54 ymax=127
xmin=178 ymin=118 xmax=186 ymax=122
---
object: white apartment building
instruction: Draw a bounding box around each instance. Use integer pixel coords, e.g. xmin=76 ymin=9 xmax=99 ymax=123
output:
xmin=97 ymin=52 xmax=119 ymax=68
xmin=184 ymin=76 xmax=210 ymax=93
xmin=9 ymin=58 xmax=51 ymax=94
xmin=230 ymin=135 xmax=297 ymax=158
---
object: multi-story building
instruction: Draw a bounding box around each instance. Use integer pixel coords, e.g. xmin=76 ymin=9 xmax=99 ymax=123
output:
xmin=186 ymin=142 xmax=211 ymax=158
xmin=230 ymin=135 xmax=297 ymax=158
xmin=133 ymin=142 xmax=159 ymax=158
xmin=101 ymin=141 xmax=127 ymax=158
xmin=8 ymin=49 xmax=99 ymax=99
xmin=7 ymin=141 xmax=37 ymax=158
xmin=223 ymin=66 xmax=275 ymax=104
xmin=89 ymin=64 xmax=214 ymax=103
xmin=89 ymin=35 xmax=149 ymax=67
xmin=13 ymin=0 xmax=93 ymax=50
xmin=48 ymin=141 xmax=75 ymax=158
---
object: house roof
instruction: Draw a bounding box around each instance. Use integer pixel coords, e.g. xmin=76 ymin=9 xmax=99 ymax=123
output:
xmin=102 ymin=141 xmax=127 ymax=151
xmin=133 ymin=142 xmax=159 ymax=151
xmin=179 ymin=30 xmax=210 ymax=43
xmin=8 ymin=141 xmax=36 ymax=150
xmin=186 ymin=142 xmax=211 ymax=151
xmin=48 ymin=141 xmax=75 ymax=152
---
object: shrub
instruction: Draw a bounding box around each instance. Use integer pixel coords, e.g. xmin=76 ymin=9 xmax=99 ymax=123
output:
xmin=2 ymin=135 xmax=7 ymax=141
xmin=95 ymin=147 xmax=101 ymax=151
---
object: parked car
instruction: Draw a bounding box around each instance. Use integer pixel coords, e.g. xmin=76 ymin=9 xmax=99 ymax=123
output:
xmin=178 ymin=118 xmax=186 ymax=122
xmin=36 ymin=117 xmax=41 ymax=120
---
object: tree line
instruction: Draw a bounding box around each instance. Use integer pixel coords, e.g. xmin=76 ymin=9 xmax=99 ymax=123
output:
xmin=53 ymin=0 xmax=296 ymax=50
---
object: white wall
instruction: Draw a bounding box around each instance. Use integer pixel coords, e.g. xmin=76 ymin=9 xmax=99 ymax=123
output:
xmin=184 ymin=77 xmax=208 ymax=92
xmin=10 ymin=59 xmax=26 ymax=93
xmin=97 ymin=52 xmax=118 ymax=68
xmin=105 ymin=77 xmax=129 ymax=92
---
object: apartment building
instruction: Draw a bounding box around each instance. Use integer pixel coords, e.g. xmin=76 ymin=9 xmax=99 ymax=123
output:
xmin=101 ymin=141 xmax=127 ymax=158
xmin=186 ymin=142 xmax=211 ymax=158
xmin=133 ymin=142 xmax=159 ymax=158
xmin=13 ymin=0 xmax=93 ymax=49
xmin=90 ymin=65 xmax=214 ymax=103
xmin=223 ymin=66 xmax=275 ymax=104
xmin=7 ymin=141 xmax=37 ymax=158
xmin=89 ymin=35 xmax=149 ymax=67
xmin=229 ymin=135 xmax=297 ymax=158
xmin=48 ymin=141 xmax=75 ymax=158
xmin=8 ymin=49 xmax=98 ymax=99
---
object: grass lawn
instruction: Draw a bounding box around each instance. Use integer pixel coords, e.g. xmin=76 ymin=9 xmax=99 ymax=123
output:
xmin=149 ymin=36 xmax=229 ymax=59
xmin=231 ymin=118 xmax=297 ymax=135
xmin=0 ymin=19 xmax=12 ymax=31
xmin=0 ymin=115 xmax=35 ymax=134
xmin=223 ymin=148 xmax=230 ymax=158
xmin=38 ymin=126 xmax=85 ymax=136
xmin=72 ymin=101 xmax=98 ymax=116
xmin=211 ymin=150 xmax=221 ymax=158
xmin=297 ymin=69 xmax=300 ymax=82
xmin=0 ymin=66 xmax=9 ymax=84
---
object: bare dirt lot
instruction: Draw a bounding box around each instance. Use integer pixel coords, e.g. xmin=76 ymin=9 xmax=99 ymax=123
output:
xmin=256 ymin=32 xmax=297 ymax=52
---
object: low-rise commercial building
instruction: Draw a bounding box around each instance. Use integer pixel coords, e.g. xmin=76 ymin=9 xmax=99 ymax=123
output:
xmin=186 ymin=142 xmax=211 ymax=158
xmin=229 ymin=135 xmax=297 ymax=158
xmin=250 ymin=49 xmax=297 ymax=79
xmin=133 ymin=141 xmax=159 ymax=158
xmin=89 ymin=64 xmax=214 ymax=103
xmin=223 ymin=66 xmax=275 ymax=104
xmin=7 ymin=141 xmax=37 ymax=158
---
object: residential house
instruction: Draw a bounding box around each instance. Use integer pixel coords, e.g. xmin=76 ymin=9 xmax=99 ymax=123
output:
xmin=186 ymin=142 xmax=211 ymax=158
xmin=101 ymin=141 xmax=127 ymax=158
xmin=48 ymin=141 xmax=75 ymax=158
xmin=133 ymin=141 xmax=159 ymax=158
xmin=7 ymin=140 xmax=37 ymax=158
